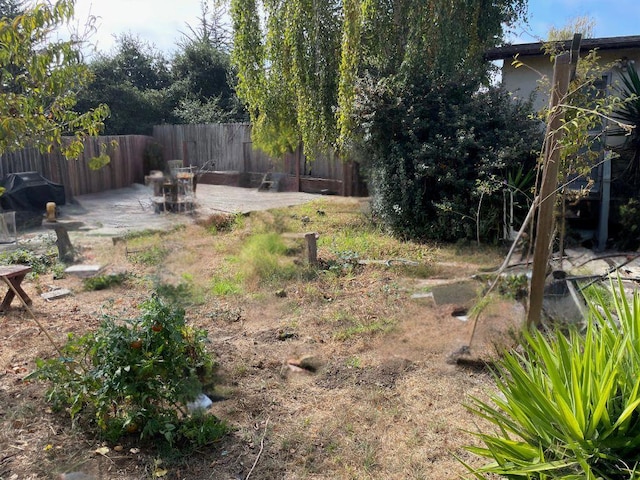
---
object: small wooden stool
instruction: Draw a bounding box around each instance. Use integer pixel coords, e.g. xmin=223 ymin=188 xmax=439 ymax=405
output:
xmin=0 ymin=265 xmax=32 ymax=311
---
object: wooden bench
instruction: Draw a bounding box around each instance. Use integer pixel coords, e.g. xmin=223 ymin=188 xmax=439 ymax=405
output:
xmin=0 ymin=265 xmax=32 ymax=311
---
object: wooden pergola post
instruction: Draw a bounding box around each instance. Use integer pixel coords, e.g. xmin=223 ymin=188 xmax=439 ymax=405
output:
xmin=526 ymin=52 xmax=572 ymax=328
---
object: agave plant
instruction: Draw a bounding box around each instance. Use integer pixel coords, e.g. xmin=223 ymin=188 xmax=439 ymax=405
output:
xmin=609 ymin=64 xmax=640 ymax=183
xmin=465 ymin=278 xmax=640 ymax=479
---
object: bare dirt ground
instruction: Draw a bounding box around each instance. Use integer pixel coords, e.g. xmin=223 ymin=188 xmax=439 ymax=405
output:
xmin=0 ymin=191 xmax=520 ymax=480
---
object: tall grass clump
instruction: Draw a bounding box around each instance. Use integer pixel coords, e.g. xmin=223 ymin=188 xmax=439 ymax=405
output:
xmin=465 ymin=278 xmax=640 ymax=479
xmin=239 ymin=233 xmax=297 ymax=284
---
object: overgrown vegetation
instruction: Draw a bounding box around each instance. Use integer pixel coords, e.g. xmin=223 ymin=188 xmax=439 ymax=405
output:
xmin=230 ymin=0 xmax=532 ymax=243
xmin=239 ymin=233 xmax=302 ymax=285
xmin=0 ymin=247 xmax=59 ymax=275
xmin=83 ymin=272 xmax=128 ymax=291
xmin=466 ymin=279 xmax=640 ymax=478
xmin=0 ymin=0 xmax=109 ymax=158
xmin=28 ymin=293 xmax=227 ymax=454
xmin=3 ymin=197 xmax=515 ymax=479
xmin=357 ymin=79 xmax=542 ymax=243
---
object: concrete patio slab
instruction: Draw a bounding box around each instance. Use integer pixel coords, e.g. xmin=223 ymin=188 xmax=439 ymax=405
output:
xmin=57 ymin=183 xmax=321 ymax=237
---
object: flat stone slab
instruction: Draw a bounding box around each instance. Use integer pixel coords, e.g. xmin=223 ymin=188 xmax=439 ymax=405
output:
xmin=64 ymin=264 xmax=104 ymax=277
xmin=410 ymin=292 xmax=435 ymax=305
xmin=429 ymin=280 xmax=480 ymax=306
xmin=41 ymin=288 xmax=72 ymax=300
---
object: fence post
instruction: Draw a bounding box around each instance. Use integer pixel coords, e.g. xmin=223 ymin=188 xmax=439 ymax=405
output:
xmin=526 ymin=52 xmax=572 ymax=328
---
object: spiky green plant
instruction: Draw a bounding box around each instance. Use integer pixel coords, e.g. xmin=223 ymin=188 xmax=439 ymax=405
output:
xmin=465 ymin=278 xmax=640 ymax=479
xmin=610 ymin=64 xmax=640 ymax=183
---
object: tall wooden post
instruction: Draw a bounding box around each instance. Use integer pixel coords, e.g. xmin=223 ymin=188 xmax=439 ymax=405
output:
xmin=526 ymin=52 xmax=572 ymax=328
xmin=295 ymin=142 xmax=302 ymax=192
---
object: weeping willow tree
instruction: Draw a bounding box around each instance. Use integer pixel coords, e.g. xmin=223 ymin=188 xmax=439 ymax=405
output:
xmin=231 ymin=0 xmax=536 ymax=242
xmin=231 ymin=0 xmax=527 ymax=156
xmin=231 ymin=0 xmax=341 ymax=159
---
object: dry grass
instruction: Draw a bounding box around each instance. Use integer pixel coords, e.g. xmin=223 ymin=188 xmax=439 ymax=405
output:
xmin=0 ymin=197 xmax=511 ymax=480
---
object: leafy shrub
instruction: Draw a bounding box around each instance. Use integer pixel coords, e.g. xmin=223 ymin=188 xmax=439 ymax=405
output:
xmin=83 ymin=272 xmax=128 ymax=291
xmin=28 ymin=294 xmax=226 ymax=452
xmin=355 ymin=73 xmax=542 ymax=243
xmin=465 ymin=279 xmax=640 ymax=479
xmin=324 ymin=250 xmax=361 ymax=276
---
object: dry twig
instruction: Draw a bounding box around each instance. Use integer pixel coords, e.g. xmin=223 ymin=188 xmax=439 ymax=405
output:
xmin=245 ymin=417 xmax=270 ymax=480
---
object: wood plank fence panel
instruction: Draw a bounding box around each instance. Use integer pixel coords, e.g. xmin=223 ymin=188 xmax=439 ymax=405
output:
xmin=0 ymin=135 xmax=151 ymax=198
xmin=153 ymin=123 xmax=343 ymax=181
xmin=0 ymin=124 xmax=349 ymax=201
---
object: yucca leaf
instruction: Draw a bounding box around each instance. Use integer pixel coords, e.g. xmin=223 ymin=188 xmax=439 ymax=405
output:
xmin=589 ymin=372 xmax=616 ymax=436
xmin=610 ymin=397 xmax=640 ymax=433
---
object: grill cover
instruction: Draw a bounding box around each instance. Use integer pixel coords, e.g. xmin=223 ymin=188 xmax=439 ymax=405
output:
xmin=0 ymin=172 xmax=66 ymax=228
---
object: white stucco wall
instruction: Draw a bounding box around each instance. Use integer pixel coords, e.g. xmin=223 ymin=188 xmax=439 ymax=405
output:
xmin=500 ymin=48 xmax=640 ymax=114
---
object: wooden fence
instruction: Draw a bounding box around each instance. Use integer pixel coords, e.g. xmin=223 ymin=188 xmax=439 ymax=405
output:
xmin=152 ymin=123 xmax=344 ymax=181
xmin=0 ymin=124 xmax=360 ymax=199
xmin=0 ymin=135 xmax=151 ymax=198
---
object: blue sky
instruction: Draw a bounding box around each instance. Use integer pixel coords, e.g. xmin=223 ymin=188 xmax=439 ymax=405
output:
xmin=72 ymin=0 xmax=640 ymax=55
xmin=515 ymin=0 xmax=640 ymax=42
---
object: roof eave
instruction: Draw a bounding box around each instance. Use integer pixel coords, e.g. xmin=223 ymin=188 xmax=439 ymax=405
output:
xmin=485 ymin=35 xmax=640 ymax=62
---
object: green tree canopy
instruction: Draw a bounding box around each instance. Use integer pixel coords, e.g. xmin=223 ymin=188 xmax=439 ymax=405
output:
xmin=231 ymin=0 xmax=342 ymax=158
xmin=0 ymin=0 xmax=109 ymax=158
xmin=231 ymin=0 xmax=528 ymax=159
xmin=75 ymin=34 xmax=173 ymax=135
xmin=171 ymin=36 xmax=246 ymax=124
xmin=0 ymin=0 xmax=24 ymax=19
xmin=77 ymin=9 xmax=245 ymax=134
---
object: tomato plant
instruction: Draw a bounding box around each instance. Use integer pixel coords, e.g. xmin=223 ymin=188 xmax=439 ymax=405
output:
xmin=28 ymin=293 xmax=227 ymax=453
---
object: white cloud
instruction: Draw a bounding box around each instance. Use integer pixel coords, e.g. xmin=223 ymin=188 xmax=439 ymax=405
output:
xmin=72 ymin=0 xmax=203 ymax=54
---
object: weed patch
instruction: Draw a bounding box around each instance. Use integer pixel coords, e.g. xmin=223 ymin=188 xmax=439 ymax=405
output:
xmin=129 ymin=245 xmax=168 ymax=266
xmin=334 ymin=317 xmax=395 ymax=341
xmin=211 ymin=275 xmax=243 ymax=296
xmin=239 ymin=233 xmax=298 ymax=284
xmin=83 ymin=272 xmax=128 ymax=291
xmin=0 ymin=247 xmax=57 ymax=275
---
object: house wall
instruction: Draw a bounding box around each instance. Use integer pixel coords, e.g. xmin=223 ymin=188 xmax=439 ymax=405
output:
xmin=499 ymin=45 xmax=640 ymax=249
xmin=500 ymin=47 xmax=640 ymax=113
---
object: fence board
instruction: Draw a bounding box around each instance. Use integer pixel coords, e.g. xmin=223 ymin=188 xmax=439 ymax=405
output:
xmin=0 ymin=135 xmax=151 ymax=198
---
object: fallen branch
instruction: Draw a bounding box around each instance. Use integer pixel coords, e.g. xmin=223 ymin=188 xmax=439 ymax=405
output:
xmin=464 ymin=198 xmax=538 ymax=350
